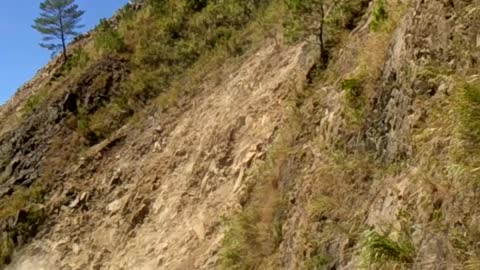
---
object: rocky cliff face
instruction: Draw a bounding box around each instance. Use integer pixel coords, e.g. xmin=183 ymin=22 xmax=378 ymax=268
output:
xmin=1 ymin=0 xmax=479 ymax=269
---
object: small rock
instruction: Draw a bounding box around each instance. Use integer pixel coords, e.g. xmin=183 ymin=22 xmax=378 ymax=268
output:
xmin=72 ymin=243 xmax=80 ymax=255
xmin=192 ymin=221 xmax=206 ymax=241
xmin=232 ymin=167 xmax=245 ymax=194
xmin=437 ymin=83 xmax=449 ymax=95
xmin=175 ymin=149 xmax=187 ymax=157
xmin=107 ymin=199 xmax=123 ymax=214
xmin=68 ymin=192 xmax=89 ymax=208
xmin=80 ymin=192 xmax=89 ymax=201
xmin=69 ymin=196 xmax=81 ymax=208
xmin=109 ymin=169 xmax=123 ymax=188
xmin=153 ymin=141 xmax=162 ymax=152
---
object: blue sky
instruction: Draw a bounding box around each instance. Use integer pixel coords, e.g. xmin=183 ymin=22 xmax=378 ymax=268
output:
xmin=0 ymin=0 xmax=130 ymax=104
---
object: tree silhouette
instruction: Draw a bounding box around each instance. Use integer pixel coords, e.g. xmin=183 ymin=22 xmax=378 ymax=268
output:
xmin=33 ymin=0 xmax=85 ymax=63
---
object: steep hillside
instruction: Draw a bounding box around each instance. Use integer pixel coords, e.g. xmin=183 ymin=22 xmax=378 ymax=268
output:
xmin=0 ymin=0 xmax=479 ymax=269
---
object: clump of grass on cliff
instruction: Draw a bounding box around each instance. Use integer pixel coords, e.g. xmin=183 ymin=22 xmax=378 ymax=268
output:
xmin=453 ymin=79 xmax=480 ymax=244
xmin=20 ymin=94 xmax=45 ymax=118
xmin=220 ymin=211 xmax=260 ymax=270
xmin=303 ymin=253 xmax=332 ymax=270
xmin=360 ymin=229 xmax=415 ymax=269
xmin=341 ymin=77 xmax=366 ymax=129
xmin=52 ymin=47 xmax=91 ymax=80
xmin=455 ymin=80 xmax=480 ymax=151
xmin=370 ymin=0 xmax=388 ymax=31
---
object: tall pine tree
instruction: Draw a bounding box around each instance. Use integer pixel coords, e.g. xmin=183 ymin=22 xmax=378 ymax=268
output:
xmin=33 ymin=0 xmax=85 ymax=63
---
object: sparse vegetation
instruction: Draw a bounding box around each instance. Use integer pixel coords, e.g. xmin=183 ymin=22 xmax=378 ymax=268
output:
xmin=341 ymin=77 xmax=366 ymax=134
xmin=122 ymin=0 xmax=270 ymax=101
xmin=87 ymin=99 xmax=132 ymax=141
xmin=307 ymin=195 xmax=331 ymax=221
xmin=455 ymin=80 xmax=480 ymax=150
xmin=303 ymin=253 xmax=332 ymax=270
xmin=370 ymin=0 xmax=388 ymax=31
xmin=217 ymin=1 xmax=387 ymax=267
xmin=20 ymin=94 xmax=44 ymax=117
xmin=52 ymin=48 xmax=91 ymax=79
xmin=94 ymin=19 xmax=128 ymax=55
xmin=466 ymin=256 xmax=480 ymax=270
xmin=358 ymin=0 xmax=408 ymax=83
xmin=0 ymin=182 xmax=45 ymax=267
xmin=341 ymin=78 xmax=362 ymax=104
xmin=330 ymin=0 xmax=409 ymax=140
xmin=219 ymin=211 xmax=259 ymax=270
xmin=71 ymin=0 xmax=274 ymax=142
xmin=219 ymin=80 xmax=305 ymax=269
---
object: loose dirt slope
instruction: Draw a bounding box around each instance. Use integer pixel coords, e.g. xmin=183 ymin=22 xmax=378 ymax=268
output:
xmin=8 ymin=41 xmax=316 ymax=270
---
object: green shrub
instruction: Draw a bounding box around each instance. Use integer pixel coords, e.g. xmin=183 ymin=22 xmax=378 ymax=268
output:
xmin=51 ymin=48 xmax=90 ymax=80
xmin=219 ymin=211 xmax=259 ymax=270
xmin=308 ymin=196 xmax=331 ymax=221
xmin=117 ymin=4 xmax=136 ymax=21
xmin=64 ymin=48 xmax=90 ymax=71
xmin=370 ymin=0 xmax=387 ymax=31
xmin=88 ymin=97 xmax=133 ymax=140
xmin=327 ymin=0 xmax=369 ymax=29
xmin=94 ymin=19 xmax=128 ymax=55
xmin=21 ymin=94 xmax=44 ymax=117
xmin=341 ymin=78 xmax=361 ymax=93
xmin=74 ymin=47 xmax=90 ymax=62
xmin=0 ymin=237 xmax=14 ymax=266
xmin=341 ymin=78 xmax=362 ymax=106
xmin=271 ymin=199 xmax=288 ymax=249
xmin=360 ymin=229 xmax=415 ymax=268
xmin=304 ymin=254 xmax=332 ymax=270
xmin=456 ymin=81 xmax=480 ymax=149
xmin=75 ymin=108 xmax=100 ymax=145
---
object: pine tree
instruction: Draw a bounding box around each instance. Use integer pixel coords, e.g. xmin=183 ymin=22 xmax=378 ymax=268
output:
xmin=285 ymin=0 xmax=328 ymax=66
xmin=32 ymin=0 xmax=85 ymax=63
